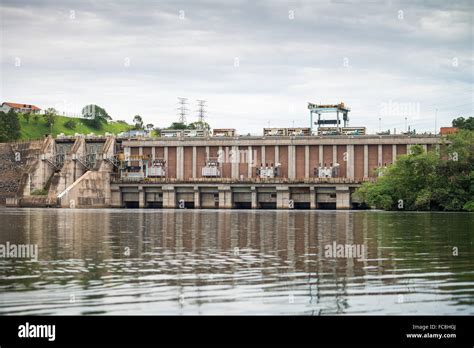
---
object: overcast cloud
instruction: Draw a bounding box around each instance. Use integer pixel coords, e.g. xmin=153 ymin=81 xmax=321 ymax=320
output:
xmin=0 ymin=0 xmax=472 ymax=134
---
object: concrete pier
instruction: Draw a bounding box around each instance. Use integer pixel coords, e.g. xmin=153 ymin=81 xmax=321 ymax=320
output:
xmin=336 ymin=186 xmax=351 ymax=210
xmin=110 ymin=181 xmax=359 ymax=210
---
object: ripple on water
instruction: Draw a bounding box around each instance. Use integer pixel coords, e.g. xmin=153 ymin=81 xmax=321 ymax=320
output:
xmin=0 ymin=209 xmax=473 ymax=315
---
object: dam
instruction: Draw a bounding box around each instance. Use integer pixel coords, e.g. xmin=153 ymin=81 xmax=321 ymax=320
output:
xmin=1 ymin=131 xmax=441 ymax=210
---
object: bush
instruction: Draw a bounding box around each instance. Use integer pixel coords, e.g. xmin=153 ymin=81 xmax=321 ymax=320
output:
xmin=463 ymin=199 xmax=474 ymax=212
xmin=83 ymin=117 xmax=103 ymax=130
xmin=31 ymin=188 xmax=47 ymax=196
xmin=64 ymin=119 xmax=77 ymax=129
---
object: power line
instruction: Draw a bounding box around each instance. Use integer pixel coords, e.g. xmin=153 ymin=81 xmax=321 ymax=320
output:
xmin=433 ymin=102 xmax=473 ymax=111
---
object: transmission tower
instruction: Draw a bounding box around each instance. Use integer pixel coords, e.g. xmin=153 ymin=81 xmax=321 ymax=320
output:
xmin=177 ymin=97 xmax=188 ymax=124
xmin=196 ymin=100 xmax=207 ymax=126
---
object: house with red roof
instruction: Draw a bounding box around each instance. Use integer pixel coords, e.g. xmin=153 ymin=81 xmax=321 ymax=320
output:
xmin=0 ymin=102 xmax=41 ymax=114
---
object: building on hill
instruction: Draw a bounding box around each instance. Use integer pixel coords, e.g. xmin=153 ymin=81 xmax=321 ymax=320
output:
xmin=0 ymin=102 xmax=41 ymax=114
xmin=440 ymin=127 xmax=458 ymax=135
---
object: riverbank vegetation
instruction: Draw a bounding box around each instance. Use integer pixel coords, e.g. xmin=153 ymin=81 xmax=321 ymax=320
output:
xmin=355 ymin=125 xmax=474 ymax=212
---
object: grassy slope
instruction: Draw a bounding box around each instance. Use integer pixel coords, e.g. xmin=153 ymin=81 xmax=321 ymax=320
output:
xmin=19 ymin=115 xmax=132 ymax=140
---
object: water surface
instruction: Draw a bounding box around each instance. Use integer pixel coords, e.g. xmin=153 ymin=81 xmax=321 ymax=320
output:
xmin=0 ymin=208 xmax=473 ymax=315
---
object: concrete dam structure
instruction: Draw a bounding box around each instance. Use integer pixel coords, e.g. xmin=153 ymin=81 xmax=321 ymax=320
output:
xmin=1 ymin=132 xmax=441 ymax=210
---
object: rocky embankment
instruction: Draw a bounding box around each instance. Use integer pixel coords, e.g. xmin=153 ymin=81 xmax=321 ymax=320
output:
xmin=0 ymin=141 xmax=42 ymax=205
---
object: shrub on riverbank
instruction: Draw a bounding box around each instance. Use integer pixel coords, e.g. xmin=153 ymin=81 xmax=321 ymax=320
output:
xmin=355 ymin=130 xmax=474 ymax=211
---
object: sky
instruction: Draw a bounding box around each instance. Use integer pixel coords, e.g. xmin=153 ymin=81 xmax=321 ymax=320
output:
xmin=0 ymin=0 xmax=472 ymax=134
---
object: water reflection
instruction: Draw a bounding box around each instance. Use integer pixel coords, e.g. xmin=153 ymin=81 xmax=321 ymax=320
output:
xmin=0 ymin=208 xmax=473 ymax=315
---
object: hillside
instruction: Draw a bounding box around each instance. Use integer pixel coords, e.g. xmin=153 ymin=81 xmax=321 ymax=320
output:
xmin=19 ymin=115 xmax=132 ymax=140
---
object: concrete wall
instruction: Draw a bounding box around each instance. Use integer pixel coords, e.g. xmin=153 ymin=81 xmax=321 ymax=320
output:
xmin=55 ymin=136 xmax=116 ymax=208
xmin=47 ymin=136 xmax=87 ymax=204
xmin=57 ymin=170 xmax=110 ymax=208
xmin=19 ymin=136 xmax=56 ymax=196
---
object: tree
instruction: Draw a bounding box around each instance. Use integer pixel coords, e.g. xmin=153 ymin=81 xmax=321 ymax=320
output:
xmin=165 ymin=121 xmax=211 ymax=131
xmin=168 ymin=122 xmax=186 ymax=129
xmin=43 ymin=110 xmax=56 ymax=134
xmin=33 ymin=113 xmax=40 ymax=124
xmin=0 ymin=110 xmax=21 ymax=142
xmin=355 ymin=129 xmax=474 ymax=212
xmin=133 ymin=115 xmax=144 ymax=130
xmin=45 ymin=107 xmax=57 ymax=115
xmin=188 ymin=121 xmax=210 ymax=130
xmin=452 ymin=117 xmax=474 ymax=131
xmin=152 ymin=127 xmax=161 ymax=137
xmin=10 ymin=110 xmax=21 ymax=140
xmin=0 ymin=112 xmax=7 ymax=141
xmin=146 ymin=123 xmax=154 ymax=131
xmin=82 ymin=104 xmax=111 ymax=129
xmin=22 ymin=113 xmax=30 ymax=124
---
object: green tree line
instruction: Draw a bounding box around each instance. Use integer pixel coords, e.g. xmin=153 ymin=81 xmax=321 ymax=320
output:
xmin=355 ymin=125 xmax=474 ymax=211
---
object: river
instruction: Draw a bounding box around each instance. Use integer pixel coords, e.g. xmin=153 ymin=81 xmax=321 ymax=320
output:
xmin=0 ymin=208 xmax=472 ymax=315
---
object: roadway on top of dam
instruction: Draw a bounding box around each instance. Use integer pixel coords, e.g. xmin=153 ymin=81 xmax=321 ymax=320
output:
xmin=111 ymin=176 xmax=376 ymax=186
xmin=121 ymin=134 xmax=442 ymax=147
